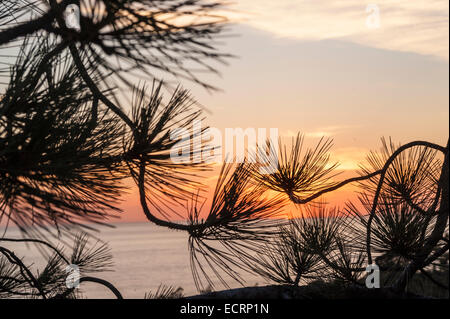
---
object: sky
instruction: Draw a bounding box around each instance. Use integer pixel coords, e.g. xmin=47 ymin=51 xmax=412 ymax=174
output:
xmin=228 ymin=0 xmax=449 ymax=60
xmin=0 ymin=1 xmax=448 ymax=224
xmin=118 ymin=0 xmax=449 ymax=222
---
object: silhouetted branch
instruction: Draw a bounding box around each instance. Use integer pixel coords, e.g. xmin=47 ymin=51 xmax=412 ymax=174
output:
xmin=0 ymin=8 xmax=55 ymax=46
xmin=0 ymin=238 xmax=69 ymax=264
xmin=52 ymin=276 xmax=123 ymax=299
xmin=392 ymin=140 xmax=449 ymax=291
xmin=0 ymin=246 xmax=47 ymax=299
xmin=289 ymin=170 xmax=382 ymax=204
xmin=366 ymin=140 xmax=447 ymax=265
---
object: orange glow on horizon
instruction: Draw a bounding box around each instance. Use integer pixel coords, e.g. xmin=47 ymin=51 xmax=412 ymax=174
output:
xmin=116 ymin=167 xmax=365 ymax=224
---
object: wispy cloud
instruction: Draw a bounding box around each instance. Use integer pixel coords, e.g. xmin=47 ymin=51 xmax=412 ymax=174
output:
xmin=227 ymin=0 xmax=449 ymax=60
xmin=282 ymin=125 xmax=357 ymax=139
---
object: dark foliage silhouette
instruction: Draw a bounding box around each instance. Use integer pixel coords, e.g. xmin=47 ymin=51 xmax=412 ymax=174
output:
xmin=0 ymin=0 xmax=448 ymax=298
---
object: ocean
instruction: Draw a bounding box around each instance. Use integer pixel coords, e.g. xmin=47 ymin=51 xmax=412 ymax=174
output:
xmin=0 ymin=222 xmax=264 ymax=298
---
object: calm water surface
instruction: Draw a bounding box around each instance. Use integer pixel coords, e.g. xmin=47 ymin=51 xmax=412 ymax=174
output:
xmin=1 ymin=222 xmax=264 ymax=298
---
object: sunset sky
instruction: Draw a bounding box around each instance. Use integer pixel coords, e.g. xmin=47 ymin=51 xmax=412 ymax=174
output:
xmin=1 ymin=1 xmax=447 ymax=224
xmin=1 ymin=1 xmax=450 ymax=303
xmin=118 ymin=0 xmax=449 ymax=222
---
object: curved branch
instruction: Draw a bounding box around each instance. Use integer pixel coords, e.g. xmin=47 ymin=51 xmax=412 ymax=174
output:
xmin=0 ymin=238 xmax=69 ymax=264
xmin=0 ymin=0 xmax=76 ymax=46
xmin=137 ymin=163 xmax=193 ymax=231
xmin=366 ymin=141 xmax=447 ymax=265
xmin=423 ymin=244 xmax=449 ymax=268
xmin=46 ymin=0 xmax=135 ymax=131
xmin=0 ymin=12 xmax=54 ymax=46
xmin=68 ymin=44 xmax=136 ymax=130
xmin=289 ymin=170 xmax=382 ymax=204
xmin=392 ymin=141 xmax=449 ymax=292
xmin=0 ymin=246 xmax=47 ymax=299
